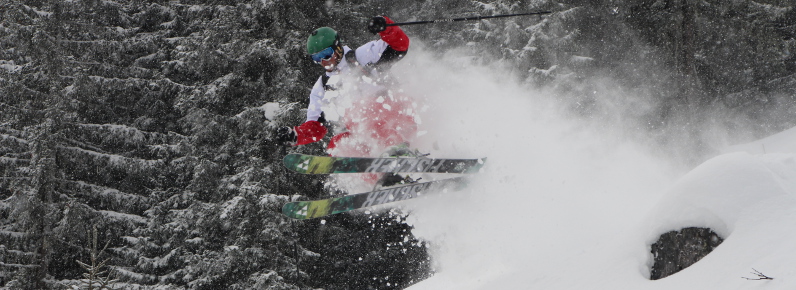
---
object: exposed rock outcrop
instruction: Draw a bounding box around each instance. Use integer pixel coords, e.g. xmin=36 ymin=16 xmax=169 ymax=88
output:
xmin=650 ymin=227 xmax=724 ymax=280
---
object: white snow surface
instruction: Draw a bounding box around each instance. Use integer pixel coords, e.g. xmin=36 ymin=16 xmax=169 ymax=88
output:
xmin=371 ymin=45 xmax=796 ymax=289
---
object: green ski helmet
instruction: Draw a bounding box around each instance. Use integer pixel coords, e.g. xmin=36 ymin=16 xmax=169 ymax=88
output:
xmin=307 ymin=27 xmax=341 ymax=55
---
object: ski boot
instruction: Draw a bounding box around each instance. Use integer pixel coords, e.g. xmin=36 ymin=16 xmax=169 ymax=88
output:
xmin=378 ymin=173 xmax=420 ymax=188
xmin=374 ymin=142 xmax=426 ymax=188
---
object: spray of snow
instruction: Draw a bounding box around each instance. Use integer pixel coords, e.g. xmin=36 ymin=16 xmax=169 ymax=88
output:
xmin=374 ymin=43 xmax=796 ymax=289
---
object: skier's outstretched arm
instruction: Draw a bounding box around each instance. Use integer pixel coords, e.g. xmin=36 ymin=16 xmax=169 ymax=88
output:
xmin=356 ymin=16 xmax=410 ymax=67
xmin=371 ymin=16 xmax=409 ymax=52
xmin=274 ymin=77 xmax=328 ymax=146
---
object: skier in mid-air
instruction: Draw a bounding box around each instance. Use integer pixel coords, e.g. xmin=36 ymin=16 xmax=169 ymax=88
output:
xmin=275 ymin=16 xmax=416 ymax=159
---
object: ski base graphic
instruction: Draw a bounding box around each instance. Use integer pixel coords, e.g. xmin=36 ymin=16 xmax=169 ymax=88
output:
xmin=283 ymin=153 xmax=486 ymax=174
xmin=282 ymin=177 xmax=469 ymax=219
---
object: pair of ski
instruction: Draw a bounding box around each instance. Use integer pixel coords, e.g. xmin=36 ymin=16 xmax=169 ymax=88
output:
xmin=281 ymin=153 xmax=486 ymax=220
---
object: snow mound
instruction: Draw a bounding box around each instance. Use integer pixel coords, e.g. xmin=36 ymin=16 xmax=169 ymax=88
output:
xmin=640 ymin=151 xmax=796 ymax=289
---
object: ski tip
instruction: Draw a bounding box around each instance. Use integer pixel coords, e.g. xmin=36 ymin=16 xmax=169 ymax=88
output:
xmin=282 ymin=153 xmax=310 ymax=174
xmin=281 ymin=202 xmax=309 ymax=220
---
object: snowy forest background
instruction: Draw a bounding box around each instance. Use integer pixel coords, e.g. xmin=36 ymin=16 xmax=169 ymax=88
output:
xmin=0 ymin=0 xmax=794 ymax=289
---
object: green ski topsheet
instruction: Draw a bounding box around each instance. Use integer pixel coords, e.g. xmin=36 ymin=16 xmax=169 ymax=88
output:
xmin=283 ymin=153 xmax=486 ymax=174
xmin=282 ymin=177 xmax=469 ymax=219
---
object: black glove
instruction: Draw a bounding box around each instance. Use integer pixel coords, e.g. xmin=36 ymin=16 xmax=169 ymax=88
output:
xmin=368 ymin=16 xmax=388 ymax=34
xmin=275 ymin=126 xmax=297 ymax=145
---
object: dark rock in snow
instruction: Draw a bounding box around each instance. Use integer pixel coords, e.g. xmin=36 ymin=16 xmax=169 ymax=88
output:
xmin=650 ymin=227 xmax=723 ymax=280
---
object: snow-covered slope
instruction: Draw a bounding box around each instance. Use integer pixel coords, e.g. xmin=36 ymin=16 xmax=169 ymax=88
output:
xmin=724 ymin=126 xmax=796 ymax=155
xmin=389 ymin=46 xmax=796 ymax=289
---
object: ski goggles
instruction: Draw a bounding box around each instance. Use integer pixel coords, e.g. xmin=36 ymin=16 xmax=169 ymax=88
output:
xmin=311 ymin=47 xmax=335 ymax=63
